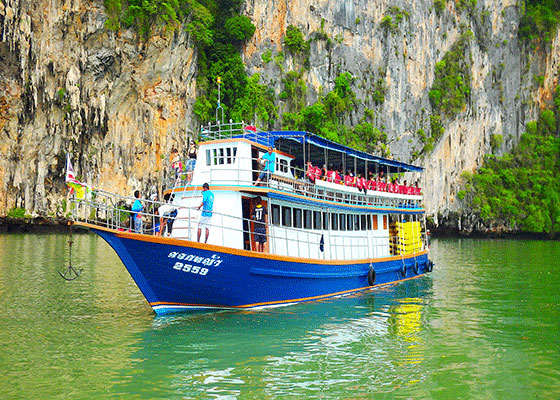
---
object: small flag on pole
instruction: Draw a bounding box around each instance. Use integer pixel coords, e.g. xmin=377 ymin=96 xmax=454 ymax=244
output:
xmin=217 ymin=76 xmax=221 ymax=84
xmin=65 ymin=154 xmax=90 ymax=200
xmin=244 ymin=125 xmax=257 ymax=133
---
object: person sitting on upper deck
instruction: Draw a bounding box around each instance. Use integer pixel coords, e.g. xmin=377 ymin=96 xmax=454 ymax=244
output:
xmin=254 ymin=146 xmax=276 ymax=186
xmin=357 ymin=174 xmax=367 ymax=194
xmin=344 ymin=171 xmax=355 ymax=187
xmin=306 ymin=161 xmax=316 ymax=183
xmin=186 ymin=139 xmax=198 ymax=182
xmin=326 ymin=166 xmax=335 ymax=183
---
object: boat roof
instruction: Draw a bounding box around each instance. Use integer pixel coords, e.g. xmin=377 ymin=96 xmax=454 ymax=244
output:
xmin=200 ymin=123 xmax=423 ymax=174
xmin=235 ymin=130 xmax=423 ymax=174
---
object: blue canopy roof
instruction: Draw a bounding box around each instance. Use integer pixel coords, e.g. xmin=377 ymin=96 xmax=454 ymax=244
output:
xmin=234 ymin=130 xmax=423 ymax=173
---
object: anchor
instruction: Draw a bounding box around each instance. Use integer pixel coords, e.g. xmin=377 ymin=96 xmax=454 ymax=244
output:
xmin=59 ymin=224 xmax=82 ymax=281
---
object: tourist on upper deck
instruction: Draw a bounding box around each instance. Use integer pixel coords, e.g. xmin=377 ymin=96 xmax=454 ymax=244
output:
xmin=186 ymin=139 xmax=198 ymax=182
xmin=170 ymin=148 xmax=183 ymax=185
xmin=131 ymin=190 xmax=143 ymax=234
xmin=197 ymin=183 xmax=214 ymax=243
xmin=254 ymin=146 xmax=275 ymax=186
xmin=306 ymin=161 xmax=316 ymax=183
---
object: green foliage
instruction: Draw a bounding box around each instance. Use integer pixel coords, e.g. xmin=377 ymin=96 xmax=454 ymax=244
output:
xmin=282 ymin=72 xmax=387 ymax=154
xmin=372 ymin=78 xmax=387 ymax=105
xmin=423 ymin=32 xmax=473 ymax=154
xmin=434 ymin=0 xmax=446 ymax=16
xmin=261 ymin=50 xmax=272 ymax=64
xmin=230 ymin=74 xmax=278 ymax=126
xmin=284 ymin=25 xmax=307 ymax=54
xmin=224 ymin=15 xmax=255 ymax=43
xmin=380 ymin=7 xmax=409 ymax=34
xmin=7 ymin=207 xmax=31 ymax=219
xmin=429 ymin=32 xmax=472 ymax=118
xmin=519 ymin=0 xmax=560 ymax=44
xmin=490 ymin=133 xmax=503 ymax=152
xmin=461 ymin=106 xmax=560 ymax=234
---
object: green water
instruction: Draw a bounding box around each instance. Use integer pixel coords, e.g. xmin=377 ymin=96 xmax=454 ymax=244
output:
xmin=0 ymin=233 xmax=559 ymax=399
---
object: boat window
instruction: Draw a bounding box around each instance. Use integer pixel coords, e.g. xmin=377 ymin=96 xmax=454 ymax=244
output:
xmin=339 ymin=214 xmax=346 ymax=231
xmin=271 ymin=204 xmax=280 ymax=225
xmin=218 ymin=148 xmax=225 ymax=164
xmin=313 ymin=211 xmax=322 ymax=230
xmin=372 ymin=215 xmax=378 ymax=230
xmin=282 ymin=206 xmax=292 ymax=227
xmin=323 ymin=212 xmax=329 ymax=230
xmin=212 ymin=148 xmax=218 ymax=165
xmin=232 ymin=147 xmax=237 ymax=163
xmin=331 ymin=213 xmax=338 ymax=231
xmin=277 ymin=159 xmax=288 ymax=173
xmin=347 ymin=214 xmax=354 ymax=231
xmin=383 ymin=215 xmax=387 ymax=230
xmin=206 ymin=149 xmax=211 ymax=166
xmin=293 ymin=208 xmax=302 ymax=228
xmin=354 ymin=215 xmax=361 ymax=231
xmin=226 ymin=147 xmax=232 ymax=164
xmin=365 ymin=215 xmax=371 ymax=231
xmin=303 ymin=209 xmax=312 ymax=230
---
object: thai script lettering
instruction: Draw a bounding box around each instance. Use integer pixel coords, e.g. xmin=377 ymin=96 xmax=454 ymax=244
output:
xmin=168 ymin=252 xmax=223 ymax=267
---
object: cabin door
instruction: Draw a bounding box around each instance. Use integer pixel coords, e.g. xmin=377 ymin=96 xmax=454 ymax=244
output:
xmin=242 ymin=196 xmax=269 ymax=252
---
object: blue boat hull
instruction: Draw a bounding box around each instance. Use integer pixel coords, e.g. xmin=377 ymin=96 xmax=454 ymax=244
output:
xmin=93 ymin=228 xmax=431 ymax=315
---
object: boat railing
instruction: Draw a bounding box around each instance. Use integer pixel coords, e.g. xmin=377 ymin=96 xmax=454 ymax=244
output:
xmin=68 ymin=189 xmax=428 ymax=261
xmin=165 ymin=155 xmax=423 ymax=210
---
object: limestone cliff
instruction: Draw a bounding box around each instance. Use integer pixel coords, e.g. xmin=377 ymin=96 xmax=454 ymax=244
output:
xmin=0 ymin=0 xmax=557 ymax=230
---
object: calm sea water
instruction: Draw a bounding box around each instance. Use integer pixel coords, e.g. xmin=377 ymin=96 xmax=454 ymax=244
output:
xmin=0 ymin=233 xmax=559 ymax=399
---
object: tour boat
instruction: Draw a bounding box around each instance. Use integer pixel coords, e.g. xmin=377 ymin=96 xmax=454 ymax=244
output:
xmin=70 ymin=122 xmax=433 ymax=315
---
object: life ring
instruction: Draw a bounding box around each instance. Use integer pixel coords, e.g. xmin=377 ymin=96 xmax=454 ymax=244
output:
xmin=400 ymin=264 xmax=406 ymax=277
xmin=367 ymin=268 xmax=376 ymax=286
xmin=413 ymin=261 xmax=419 ymax=275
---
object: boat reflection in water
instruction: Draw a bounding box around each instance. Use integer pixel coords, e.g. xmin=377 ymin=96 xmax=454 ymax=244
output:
xmin=110 ymin=276 xmax=432 ymax=397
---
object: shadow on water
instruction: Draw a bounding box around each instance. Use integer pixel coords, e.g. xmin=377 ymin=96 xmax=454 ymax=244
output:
xmin=109 ymin=277 xmax=434 ymax=398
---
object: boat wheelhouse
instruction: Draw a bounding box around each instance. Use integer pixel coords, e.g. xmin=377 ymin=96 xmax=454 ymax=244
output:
xmin=70 ymin=122 xmax=433 ymax=315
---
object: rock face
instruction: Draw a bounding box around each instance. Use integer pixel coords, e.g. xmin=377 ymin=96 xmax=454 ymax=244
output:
xmin=0 ymin=0 xmax=558 ymax=231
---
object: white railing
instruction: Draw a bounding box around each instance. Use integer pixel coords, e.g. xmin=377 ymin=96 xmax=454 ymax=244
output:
xmin=165 ymin=155 xmax=423 ymax=211
xmin=68 ymin=189 xmax=427 ymax=261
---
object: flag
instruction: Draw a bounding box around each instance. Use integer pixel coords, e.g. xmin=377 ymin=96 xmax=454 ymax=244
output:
xmin=65 ymin=154 xmax=90 ymax=200
xmin=244 ymin=125 xmax=257 ymax=133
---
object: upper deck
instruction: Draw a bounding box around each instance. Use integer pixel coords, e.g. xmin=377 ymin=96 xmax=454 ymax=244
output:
xmin=170 ymin=122 xmax=424 ymax=212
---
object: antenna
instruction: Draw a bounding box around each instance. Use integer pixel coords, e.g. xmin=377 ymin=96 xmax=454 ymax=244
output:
xmin=216 ymin=76 xmax=223 ymax=124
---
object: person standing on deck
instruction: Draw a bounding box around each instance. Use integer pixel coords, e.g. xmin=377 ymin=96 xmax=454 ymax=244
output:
xmin=197 ymin=183 xmax=214 ymax=243
xmin=131 ymin=190 xmax=143 ymax=234
xmin=251 ymin=196 xmax=268 ymax=252
xmin=254 ymin=146 xmax=275 ymax=186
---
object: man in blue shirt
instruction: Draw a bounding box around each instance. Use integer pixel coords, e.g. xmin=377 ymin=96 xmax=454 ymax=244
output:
xmin=131 ymin=190 xmax=143 ymax=233
xmin=197 ymin=182 xmax=214 ymax=243
xmin=254 ymin=146 xmax=276 ymax=186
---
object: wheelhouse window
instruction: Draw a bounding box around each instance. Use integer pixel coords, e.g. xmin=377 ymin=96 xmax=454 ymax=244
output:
xmin=339 ymin=214 xmax=346 ymax=231
xmin=323 ymin=212 xmax=329 ymax=230
xmin=277 ymin=159 xmax=289 ymax=173
xmin=293 ymin=208 xmax=302 ymax=229
xmin=346 ymin=214 xmax=353 ymax=231
xmin=331 ymin=213 xmax=338 ymax=231
xmin=207 ymin=146 xmax=238 ymax=166
xmin=303 ymin=209 xmax=312 ymax=230
xmin=282 ymin=206 xmax=292 ymax=227
xmin=313 ymin=211 xmax=322 ymax=230
xmin=372 ymin=215 xmax=378 ymax=230
xmin=271 ymin=204 xmax=280 ymax=225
